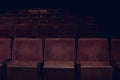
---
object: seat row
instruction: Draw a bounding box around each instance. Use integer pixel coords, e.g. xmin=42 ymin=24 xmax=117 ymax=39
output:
xmin=0 ymin=38 xmax=120 ymax=80
xmin=0 ymin=9 xmax=78 ymax=25
xmin=0 ymin=23 xmax=100 ymax=38
xmin=0 ymin=15 xmax=78 ymax=25
xmin=0 ymin=9 xmax=69 ymax=17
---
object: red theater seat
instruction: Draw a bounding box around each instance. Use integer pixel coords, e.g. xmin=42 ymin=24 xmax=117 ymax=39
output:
xmin=111 ymin=39 xmax=120 ymax=79
xmin=28 ymin=9 xmax=40 ymax=18
xmin=0 ymin=38 xmax=11 ymax=80
xmin=32 ymin=17 xmax=49 ymax=24
xmin=79 ymin=24 xmax=101 ymax=37
xmin=47 ymin=16 xmax=64 ymax=24
xmin=0 ymin=17 xmax=15 ymax=25
xmin=80 ymin=16 xmax=96 ymax=24
xmin=15 ymin=10 xmax=29 ymax=19
xmin=38 ymin=9 xmax=48 ymax=14
xmin=15 ymin=17 xmax=32 ymax=24
xmin=15 ymin=13 xmax=29 ymax=18
xmin=15 ymin=24 xmax=35 ymax=37
xmin=77 ymin=38 xmax=112 ymax=80
xmin=57 ymin=24 xmax=77 ymax=38
xmin=35 ymin=24 xmax=57 ymax=38
xmin=43 ymin=38 xmax=75 ymax=80
xmin=7 ymin=38 xmax=42 ymax=80
xmin=0 ymin=25 xmax=14 ymax=37
xmin=28 ymin=9 xmax=39 ymax=14
xmin=0 ymin=12 xmax=16 ymax=17
xmin=79 ymin=16 xmax=101 ymax=37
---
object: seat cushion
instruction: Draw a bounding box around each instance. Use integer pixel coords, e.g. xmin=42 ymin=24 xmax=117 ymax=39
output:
xmin=77 ymin=61 xmax=112 ymax=80
xmin=12 ymin=38 xmax=42 ymax=61
xmin=77 ymin=38 xmax=109 ymax=61
xmin=44 ymin=38 xmax=75 ymax=61
xmin=43 ymin=61 xmax=75 ymax=80
xmin=77 ymin=61 xmax=112 ymax=68
xmin=7 ymin=60 xmax=39 ymax=68
xmin=44 ymin=61 xmax=74 ymax=68
xmin=7 ymin=60 xmax=40 ymax=80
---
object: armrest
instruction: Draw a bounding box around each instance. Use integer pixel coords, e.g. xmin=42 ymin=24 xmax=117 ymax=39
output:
xmin=4 ymin=58 xmax=12 ymax=63
xmin=38 ymin=61 xmax=44 ymax=69
xmin=0 ymin=64 xmax=3 ymax=68
xmin=111 ymin=62 xmax=118 ymax=70
xmin=0 ymin=58 xmax=12 ymax=65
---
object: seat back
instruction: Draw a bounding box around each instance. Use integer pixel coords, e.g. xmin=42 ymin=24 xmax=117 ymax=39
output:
xmin=77 ymin=38 xmax=109 ymax=62
xmin=15 ymin=24 xmax=35 ymax=37
xmin=15 ymin=17 xmax=31 ymax=24
xmin=57 ymin=24 xmax=77 ymax=38
xmin=0 ymin=25 xmax=14 ymax=37
xmin=44 ymin=38 xmax=75 ymax=61
xmin=32 ymin=17 xmax=48 ymax=24
xmin=12 ymin=38 xmax=42 ymax=61
xmin=0 ymin=17 xmax=15 ymax=25
xmin=35 ymin=24 xmax=57 ymax=38
xmin=79 ymin=24 xmax=101 ymax=37
xmin=79 ymin=16 xmax=101 ymax=38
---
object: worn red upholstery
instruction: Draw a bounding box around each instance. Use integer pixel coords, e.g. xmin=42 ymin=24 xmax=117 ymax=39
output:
xmin=44 ymin=38 xmax=75 ymax=61
xmin=43 ymin=38 xmax=75 ymax=80
xmin=77 ymin=38 xmax=109 ymax=61
xmin=7 ymin=38 xmax=42 ymax=80
xmin=12 ymin=38 xmax=42 ymax=61
xmin=77 ymin=38 xmax=112 ymax=80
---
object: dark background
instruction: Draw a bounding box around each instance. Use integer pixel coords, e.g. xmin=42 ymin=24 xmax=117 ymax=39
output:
xmin=0 ymin=0 xmax=120 ymax=38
